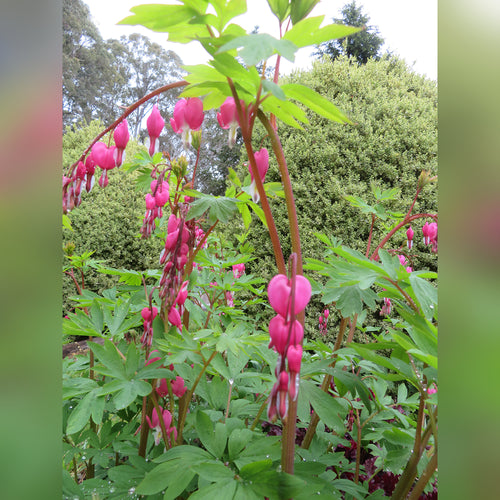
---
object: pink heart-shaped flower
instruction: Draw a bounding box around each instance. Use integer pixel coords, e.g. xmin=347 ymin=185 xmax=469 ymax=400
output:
xmin=268 ymin=315 xmax=304 ymax=355
xmin=267 ymin=274 xmax=311 ymax=318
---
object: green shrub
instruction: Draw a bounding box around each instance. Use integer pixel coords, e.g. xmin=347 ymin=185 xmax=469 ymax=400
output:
xmin=225 ymin=55 xmax=437 ymax=339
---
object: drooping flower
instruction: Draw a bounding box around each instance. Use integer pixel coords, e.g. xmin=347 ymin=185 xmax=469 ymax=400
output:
xmin=147 ymin=105 xmax=165 ymax=156
xmin=140 ymin=306 xmax=158 ymax=348
xmin=170 ymin=98 xmax=205 ymax=149
xmin=91 ymin=141 xmax=118 ymax=188
xmin=113 ymin=119 xmax=129 ymax=166
xmin=267 ymin=273 xmax=312 ymax=321
xmin=380 ymin=297 xmax=392 ymax=316
xmin=406 ymin=226 xmax=414 ymax=249
xmin=287 ymin=344 xmax=303 ymax=401
xmin=268 ymin=315 xmax=304 ymax=355
xmin=217 ymin=97 xmax=244 ymax=148
xmin=232 ymin=263 xmax=245 ymax=279
xmin=171 ymin=376 xmax=187 ymax=398
xmin=248 ymin=148 xmax=269 ymax=203
xmin=146 ymin=407 xmax=176 ymax=446
xmin=423 ymin=221 xmax=438 ymax=252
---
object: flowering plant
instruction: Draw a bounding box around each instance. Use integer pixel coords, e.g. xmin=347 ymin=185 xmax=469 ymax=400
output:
xmin=62 ymin=1 xmax=437 ymax=498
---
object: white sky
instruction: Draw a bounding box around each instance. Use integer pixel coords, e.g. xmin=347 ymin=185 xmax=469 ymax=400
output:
xmin=84 ymin=0 xmax=437 ymax=81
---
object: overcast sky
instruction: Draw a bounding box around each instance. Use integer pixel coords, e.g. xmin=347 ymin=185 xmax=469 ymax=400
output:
xmin=84 ymin=0 xmax=437 ymax=81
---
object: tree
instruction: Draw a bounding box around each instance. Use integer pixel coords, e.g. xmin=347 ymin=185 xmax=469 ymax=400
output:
xmin=63 ymin=1 xmax=184 ymax=131
xmin=315 ymin=1 xmax=384 ymax=64
xmin=63 ymin=0 xmax=125 ymax=126
xmin=115 ymin=34 xmax=185 ymax=139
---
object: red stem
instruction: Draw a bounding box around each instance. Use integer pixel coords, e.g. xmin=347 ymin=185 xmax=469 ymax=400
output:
xmin=66 ymin=80 xmax=188 ymax=176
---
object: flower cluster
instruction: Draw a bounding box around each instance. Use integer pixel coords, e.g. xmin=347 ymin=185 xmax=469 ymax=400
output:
xmin=422 ymin=221 xmax=438 ymax=253
xmin=140 ymin=177 xmax=170 ymax=238
xmin=267 ymin=272 xmax=311 ymax=421
xmin=318 ymin=308 xmax=330 ymax=336
xmin=158 ymin=208 xmax=195 ymax=329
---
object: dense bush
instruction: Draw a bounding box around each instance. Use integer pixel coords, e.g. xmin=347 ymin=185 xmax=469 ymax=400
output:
xmin=228 ymin=55 xmax=437 ymax=338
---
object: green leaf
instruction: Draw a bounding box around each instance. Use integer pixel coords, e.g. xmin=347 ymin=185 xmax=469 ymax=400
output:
xmin=282 ymin=83 xmax=352 ymax=124
xmin=217 ymin=34 xmax=298 ymax=66
xmin=190 ymin=480 xmax=237 ymax=500
xmin=247 ymin=200 xmax=268 ymax=228
xmin=112 ymin=379 xmax=152 ymax=409
xmin=302 ymin=379 xmax=346 ymax=434
xmin=333 ymin=478 xmax=369 ymax=500
xmin=284 ymin=16 xmax=362 ymax=48
xmin=239 ymin=458 xmax=273 ymax=478
xmin=192 ymin=462 xmax=235 ymax=482
xmin=118 ymin=5 xmax=199 ymax=32
xmin=332 ymin=370 xmax=372 ymax=413
xmin=237 ymin=202 xmax=252 ymax=229
xmin=187 ymin=196 xmax=239 ymax=224
xmin=88 ymin=340 xmax=126 ymax=379
xmin=183 ymin=64 xmax=227 ymax=84
xmin=378 ymin=249 xmax=400 ymax=281
xmin=125 ymin=341 xmax=140 ymax=378
xmin=195 ymin=410 xmax=218 ymax=457
xmin=66 ymin=389 xmax=99 ymax=435
xmin=261 ymin=79 xmax=286 ymax=100
xmin=289 ymin=0 xmax=320 ymax=24
xmin=228 ymin=428 xmax=254 ymax=460
xmin=266 ymin=0 xmax=290 ymax=22
xmin=154 ymin=445 xmax=213 ymax=464
xmin=89 ymin=300 xmax=104 ymax=334
xmin=162 ymin=466 xmax=197 ymax=500
xmin=62 ymin=214 xmax=73 ymax=232
xmin=136 ymin=460 xmax=182 ymax=495
xmin=63 ymin=378 xmax=98 ymax=400
xmin=409 ymin=274 xmax=437 ymax=320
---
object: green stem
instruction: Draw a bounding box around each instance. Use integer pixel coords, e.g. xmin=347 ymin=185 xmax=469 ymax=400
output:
xmin=250 ymin=396 xmax=270 ymax=431
xmin=390 ymin=407 xmax=437 ymax=500
xmin=407 ymin=452 xmax=437 ymax=500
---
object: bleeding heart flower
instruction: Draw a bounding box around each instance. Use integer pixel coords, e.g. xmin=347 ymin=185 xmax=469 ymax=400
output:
xmin=406 ymin=226 xmax=414 ymax=249
xmin=170 ymin=98 xmax=205 ymax=149
xmin=268 ymin=315 xmax=303 ymax=355
xmin=248 ymin=148 xmax=269 ymax=203
xmin=217 ymin=97 xmax=244 ymax=148
xmin=113 ymin=119 xmax=129 ymax=166
xmin=171 ymin=376 xmax=187 ymax=398
xmin=147 ymin=105 xmax=165 ymax=156
xmin=267 ymin=274 xmax=312 ymax=320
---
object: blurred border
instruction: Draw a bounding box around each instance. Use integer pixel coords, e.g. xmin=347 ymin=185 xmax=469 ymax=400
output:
xmin=0 ymin=1 xmax=62 ymax=499
xmin=439 ymin=0 xmax=500 ymax=499
xmin=0 ymin=0 xmax=499 ymax=499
